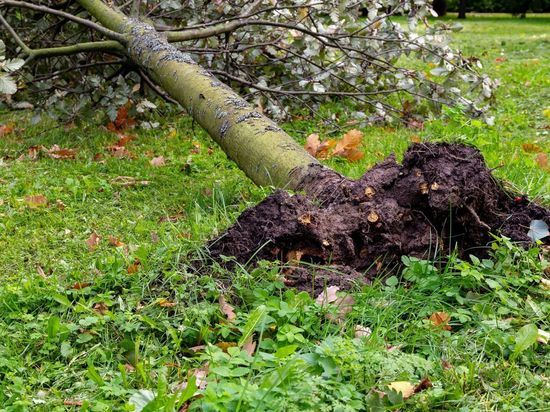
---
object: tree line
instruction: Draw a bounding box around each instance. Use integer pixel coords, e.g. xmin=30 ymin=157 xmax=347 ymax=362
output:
xmin=433 ymin=0 xmax=550 ymax=18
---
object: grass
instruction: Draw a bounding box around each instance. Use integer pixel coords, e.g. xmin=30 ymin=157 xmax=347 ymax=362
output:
xmin=0 ymin=14 xmax=549 ymax=411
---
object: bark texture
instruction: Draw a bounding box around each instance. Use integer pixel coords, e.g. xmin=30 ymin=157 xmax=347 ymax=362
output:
xmin=77 ymin=0 xmax=323 ymax=189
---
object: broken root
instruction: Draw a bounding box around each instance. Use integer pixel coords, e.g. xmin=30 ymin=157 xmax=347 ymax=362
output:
xmin=208 ymin=143 xmax=549 ymax=290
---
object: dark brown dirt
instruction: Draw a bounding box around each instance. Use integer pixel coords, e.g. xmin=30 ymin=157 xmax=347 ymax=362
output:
xmin=208 ymin=143 xmax=549 ymax=290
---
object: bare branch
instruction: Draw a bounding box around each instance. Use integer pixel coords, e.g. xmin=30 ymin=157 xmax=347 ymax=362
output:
xmin=30 ymin=40 xmax=124 ymax=59
xmin=0 ymin=12 xmax=31 ymax=54
xmin=138 ymin=69 xmax=180 ymax=106
xmin=0 ymin=0 xmax=126 ymax=43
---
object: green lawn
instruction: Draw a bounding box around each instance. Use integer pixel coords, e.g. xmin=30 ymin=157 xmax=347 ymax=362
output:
xmin=0 ymin=15 xmax=549 ymax=411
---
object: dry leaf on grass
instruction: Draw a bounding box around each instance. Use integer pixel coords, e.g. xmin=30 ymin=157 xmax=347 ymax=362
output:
xmin=354 ymin=325 xmax=372 ymax=338
xmin=150 ymin=156 xmax=166 ymax=167
xmin=93 ymin=302 xmax=109 ymax=315
xmin=108 ymin=235 xmax=125 ymax=247
xmin=332 ymin=129 xmax=364 ymax=161
xmin=158 ymin=298 xmax=177 ymax=307
xmin=387 ymin=381 xmax=416 ymax=399
xmin=178 ymin=363 xmax=209 ymax=391
xmin=315 ymin=285 xmax=340 ymax=305
xmin=0 ymin=123 xmax=15 ymax=137
xmin=219 ymin=295 xmax=236 ymax=322
xmin=327 ymin=295 xmax=355 ymax=322
xmin=86 ymin=232 xmax=100 ymax=251
xmin=24 ymin=194 xmax=48 ymax=208
xmin=127 ymin=259 xmax=141 ymax=274
xmin=107 ymin=104 xmax=136 ymax=131
xmin=429 ymin=311 xmax=452 ymax=331
xmin=242 ymin=337 xmax=257 ymax=356
xmin=522 ymin=143 xmax=542 ymax=153
xmin=110 ymin=176 xmax=150 ymax=187
xmin=47 ymin=145 xmax=77 ymax=160
xmin=535 ymin=153 xmax=548 ymax=170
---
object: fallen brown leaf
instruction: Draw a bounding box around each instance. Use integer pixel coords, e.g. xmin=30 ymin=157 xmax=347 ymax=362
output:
xmin=71 ymin=282 xmax=91 ymax=290
xmin=429 ymin=311 xmax=452 ymax=331
xmin=47 ymin=145 xmax=77 ymax=160
xmin=150 ymin=156 xmax=166 ymax=167
xmin=63 ymin=400 xmax=84 ymax=407
xmin=24 ymin=194 xmax=48 ymax=208
xmin=332 ymin=129 xmax=364 ymax=161
xmin=55 ymin=199 xmax=66 ymax=210
xmin=108 ymin=235 xmax=125 ymax=247
xmin=522 ymin=143 xmax=542 ymax=153
xmin=305 ymin=133 xmax=321 ymax=156
xmin=127 ymin=259 xmax=141 ymax=274
xmin=219 ymin=295 xmax=236 ymax=322
xmin=535 ymin=153 xmax=548 ymax=170
xmin=93 ymin=302 xmax=108 ymax=315
xmin=107 ymin=145 xmax=133 ymax=158
xmin=327 ymin=295 xmax=355 ymax=322
xmin=86 ymin=232 xmax=101 ymax=251
xmin=107 ymin=103 xmax=136 ymax=131
xmin=0 ymin=122 xmax=15 ymax=137
xmin=242 ymin=337 xmax=257 ymax=356
xmin=158 ymin=298 xmax=177 ymax=307
xmin=315 ymin=285 xmax=340 ymax=306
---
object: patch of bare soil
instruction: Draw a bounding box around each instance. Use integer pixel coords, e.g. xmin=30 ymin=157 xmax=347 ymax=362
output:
xmin=208 ymin=143 xmax=549 ymax=290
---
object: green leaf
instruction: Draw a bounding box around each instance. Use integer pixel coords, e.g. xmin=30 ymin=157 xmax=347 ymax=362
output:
xmin=176 ymin=375 xmax=196 ymax=406
xmin=238 ymin=305 xmax=267 ymax=347
xmin=513 ymin=324 xmax=538 ymax=357
xmin=86 ymin=359 xmax=105 ymax=386
xmin=385 ymin=276 xmax=399 ymax=287
xmin=47 ymin=316 xmax=60 ymax=340
xmin=51 ymin=293 xmax=71 ymax=307
xmin=60 ymin=341 xmax=73 ymax=358
xmin=129 ymin=390 xmax=156 ymax=412
xmin=275 ymin=344 xmax=299 ymax=358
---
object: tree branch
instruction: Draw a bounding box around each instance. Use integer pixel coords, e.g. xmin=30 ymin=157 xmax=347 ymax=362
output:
xmin=0 ymin=0 xmax=126 ymax=43
xmin=0 ymin=12 xmax=31 ymax=53
xmin=29 ymin=40 xmax=124 ymax=59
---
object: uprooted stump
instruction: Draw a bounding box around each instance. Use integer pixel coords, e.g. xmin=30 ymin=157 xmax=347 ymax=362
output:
xmin=208 ymin=143 xmax=549 ymax=291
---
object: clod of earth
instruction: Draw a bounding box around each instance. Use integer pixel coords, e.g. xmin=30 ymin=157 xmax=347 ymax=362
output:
xmin=208 ymin=143 xmax=550 ymax=292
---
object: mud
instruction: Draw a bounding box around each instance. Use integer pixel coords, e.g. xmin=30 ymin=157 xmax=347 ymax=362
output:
xmin=208 ymin=143 xmax=549 ymax=289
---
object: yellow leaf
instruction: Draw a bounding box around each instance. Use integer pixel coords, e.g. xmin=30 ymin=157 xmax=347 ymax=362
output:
xmin=387 ymin=381 xmax=416 ymax=399
xmin=543 ymin=108 xmax=550 ymax=119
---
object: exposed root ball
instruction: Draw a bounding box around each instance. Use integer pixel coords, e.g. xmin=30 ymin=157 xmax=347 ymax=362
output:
xmin=208 ymin=143 xmax=549 ymax=286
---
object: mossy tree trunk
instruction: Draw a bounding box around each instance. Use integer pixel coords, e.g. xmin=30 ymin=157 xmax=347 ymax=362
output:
xmin=77 ymin=0 xmax=339 ymax=192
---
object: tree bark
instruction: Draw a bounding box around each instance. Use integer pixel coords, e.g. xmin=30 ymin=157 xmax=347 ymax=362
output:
xmin=76 ymin=0 xmax=337 ymax=192
xmin=458 ymin=0 xmax=467 ymax=19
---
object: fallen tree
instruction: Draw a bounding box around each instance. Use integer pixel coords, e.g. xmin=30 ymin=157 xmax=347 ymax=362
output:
xmin=1 ymin=0 xmax=549 ymax=283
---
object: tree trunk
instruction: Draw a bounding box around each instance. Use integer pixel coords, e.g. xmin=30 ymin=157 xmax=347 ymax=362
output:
xmin=77 ymin=0 xmax=338 ymax=193
xmin=432 ymin=0 xmax=447 ymax=17
xmin=76 ymin=1 xmax=549 ymax=284
xmin=458 ymin=0 xmax=467 ymax=19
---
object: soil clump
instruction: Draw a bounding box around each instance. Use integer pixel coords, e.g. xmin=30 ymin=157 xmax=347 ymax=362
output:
xmin=208 ymin=143 xmax=549 ymax=291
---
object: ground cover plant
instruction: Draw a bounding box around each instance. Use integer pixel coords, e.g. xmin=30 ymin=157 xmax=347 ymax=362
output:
xmin=0 ymin=14 xmax=549 ymax=412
